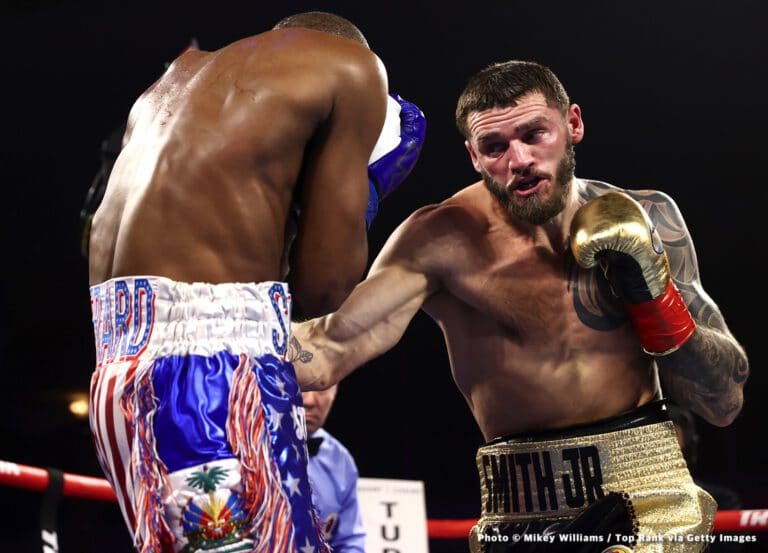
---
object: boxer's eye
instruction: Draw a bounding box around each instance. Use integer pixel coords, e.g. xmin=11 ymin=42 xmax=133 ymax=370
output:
xmin=481 ymin=142 xmax=506 ymax=156
xmin=523 ymin=129 xmax=545 ymax=144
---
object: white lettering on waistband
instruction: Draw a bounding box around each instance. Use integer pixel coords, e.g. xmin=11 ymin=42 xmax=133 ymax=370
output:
xmin=91 ymin=278 xmax=155 ymax=366
xmin=268 ymin=283 xmax=290 ymax=359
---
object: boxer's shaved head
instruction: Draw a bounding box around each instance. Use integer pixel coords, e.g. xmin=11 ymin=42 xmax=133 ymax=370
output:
xmin=273 ymin=12 xmax=369 ymax=48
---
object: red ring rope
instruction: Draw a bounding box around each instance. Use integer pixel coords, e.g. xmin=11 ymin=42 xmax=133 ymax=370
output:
xmin=0 ymin=459 xmax=116 ymax=503
xmin=2 ymin=459 xmax=765 ymax=535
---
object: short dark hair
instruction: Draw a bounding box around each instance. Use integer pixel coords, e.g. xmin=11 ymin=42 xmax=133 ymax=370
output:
xmin=273 ymin=11 xmax=368 ymax=48
xmin=455 ymin=60 xmax=570 ymax=138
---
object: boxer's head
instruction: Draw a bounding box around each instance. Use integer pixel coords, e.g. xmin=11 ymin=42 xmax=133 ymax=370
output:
xmin=273 ymin=11 xmax=369 ymax=48
xmin=457 ymin=61 xmax=584 ymax=225
xmin=456 ymin=61 xmax=571 ymax=137
xmin=302 ymin=385 xmax=338 ymax=435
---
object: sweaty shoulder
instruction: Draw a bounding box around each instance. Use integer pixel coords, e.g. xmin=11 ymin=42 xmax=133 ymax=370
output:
xmin=247 ymin=28 xmax=385 ymax=93
xmin=375 ymin=183 xmax=489 ymax=275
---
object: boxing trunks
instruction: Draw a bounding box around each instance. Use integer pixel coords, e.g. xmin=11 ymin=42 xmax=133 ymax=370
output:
xmin=89 ymin=276 xmax=328 ymax=553
xmin=470 ymin=401 xmax=716 ymax=553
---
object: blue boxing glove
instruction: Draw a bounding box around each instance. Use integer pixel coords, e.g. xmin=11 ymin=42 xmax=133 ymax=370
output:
xmin=366 ymin=93 xmax=426 ymax=227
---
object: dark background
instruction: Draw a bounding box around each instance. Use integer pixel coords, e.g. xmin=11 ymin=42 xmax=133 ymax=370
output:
xmin=1 ymin=0 xmax=766 ymax=551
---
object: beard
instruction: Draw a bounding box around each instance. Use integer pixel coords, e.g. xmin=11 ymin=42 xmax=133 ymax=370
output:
xmin=482 ymin=139 xmax=576 ymax=225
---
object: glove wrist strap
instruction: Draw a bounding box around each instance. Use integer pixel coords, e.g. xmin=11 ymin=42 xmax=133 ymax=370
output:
xmin=624 ymin=280 xmax=696 ymax=356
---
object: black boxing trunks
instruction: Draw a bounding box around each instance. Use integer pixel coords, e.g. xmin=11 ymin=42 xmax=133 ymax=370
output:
xmin=89 ymin=276 xmax=329 ymax=553
xmin=470 ymin=401 xmax=716 ymax=553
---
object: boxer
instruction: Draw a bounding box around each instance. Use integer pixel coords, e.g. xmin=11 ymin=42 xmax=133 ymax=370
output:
xmin=87 ymin=11 xmax=425 ymax=552
xmin=289 ymin=60 xmax=748 ymax=552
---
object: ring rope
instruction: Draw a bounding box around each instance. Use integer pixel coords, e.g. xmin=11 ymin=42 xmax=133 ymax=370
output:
xmin=2 ymin=459 xmax=766 ymax=535
xmin=1 ymin=459 xmax=116 ymax=502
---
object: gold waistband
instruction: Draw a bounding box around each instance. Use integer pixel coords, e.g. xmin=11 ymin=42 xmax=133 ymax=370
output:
xmin=476 ymin=419 xmax=690 ymax=522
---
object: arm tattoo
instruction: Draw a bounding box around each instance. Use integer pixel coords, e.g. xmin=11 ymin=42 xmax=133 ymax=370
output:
xmin=576 ymin=183 xmax=749 ymax=423
xmin=658 ymin=327 xmax=749 ymax=423
xmin=576 ymin=179 xmax=612 ymax=203
xmin=288 ymin=336 xmax=314 ymax=364
xmin=569 ymin=181 xmax=628 ymax=330
xmin=630 ymin=189 xmax=749 ymax=423
xmin=566 ymin=250 xmax=627 ymax=331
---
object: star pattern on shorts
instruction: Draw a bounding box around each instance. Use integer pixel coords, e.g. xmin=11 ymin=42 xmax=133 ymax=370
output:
xmin=267 ymin=405 xmax=283 ymax=431
xmin=273 ymin=374 xmax=287 ymax=397
xmin=291 ymin=404 xmax=306 ymax=440
xmin=254 ymin=353 xmax=322 ymax=552
xmin=283 ymin=471 xmax=302 ymax=496
xmin=299 ymin=537 xmax=316 ymax=553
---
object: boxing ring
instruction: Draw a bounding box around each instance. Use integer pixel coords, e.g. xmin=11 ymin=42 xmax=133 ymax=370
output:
xmin=3 ymin=458 xmax=767 ymax=549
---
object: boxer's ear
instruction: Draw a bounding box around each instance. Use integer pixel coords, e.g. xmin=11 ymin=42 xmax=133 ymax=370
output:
xmin=566 ymin=103 xmax=584 ymax=145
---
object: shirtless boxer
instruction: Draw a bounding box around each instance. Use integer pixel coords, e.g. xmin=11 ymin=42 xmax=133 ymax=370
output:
xmin=87 ymin=12 xmax=425 ymax=553
xmin=290 ymin=61 xmax=748 ymax=552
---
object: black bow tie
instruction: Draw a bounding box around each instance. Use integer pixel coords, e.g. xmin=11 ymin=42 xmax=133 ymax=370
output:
xmin=307 ymin=436 xmax=324 ymax=457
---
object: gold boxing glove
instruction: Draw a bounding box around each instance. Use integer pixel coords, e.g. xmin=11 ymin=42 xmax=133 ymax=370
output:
xmin=570 ymin=191 xmax=695 ymax=355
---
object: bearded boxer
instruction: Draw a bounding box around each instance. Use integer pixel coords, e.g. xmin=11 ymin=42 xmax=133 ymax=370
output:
xmin=290 ymin=60 xmax=748 ymax=552
xmin=87 ymin=12 xmax=425 ymax=553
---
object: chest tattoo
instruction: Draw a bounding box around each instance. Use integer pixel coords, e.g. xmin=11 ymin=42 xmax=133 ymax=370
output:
xmin=565 ymin=250 xmax=627 ymax=331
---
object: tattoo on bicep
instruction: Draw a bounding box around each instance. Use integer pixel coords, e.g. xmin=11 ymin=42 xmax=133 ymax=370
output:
xmin=634 ymin=191 xmax=729 ymax=321
xmin=634 ymin=193 xmax=735 ymax=334
xmin=579 ymin=186 xmax=697 ymax=283
xmin=575 ymin=184 xmax=731 ymax=338
xmin=675 ymin=281 xmax=727 ymax=332
xmin=631 ymin=191 xmax=699 ymax=283
xmin=289 ymin=336 xmax=314 ymax=363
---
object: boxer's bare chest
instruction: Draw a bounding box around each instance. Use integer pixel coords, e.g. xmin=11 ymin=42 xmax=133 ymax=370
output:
xmin=426 ymin=227 xmax=629 ymax=344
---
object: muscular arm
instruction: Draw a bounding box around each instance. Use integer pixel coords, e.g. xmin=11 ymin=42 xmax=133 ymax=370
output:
xmin=633 ymin=191 xmax=749 ymax=426
xmin=289 ymin=52 xmax=389 ymax=316
xmin=290 ymin=207 xmax=442 ymax=389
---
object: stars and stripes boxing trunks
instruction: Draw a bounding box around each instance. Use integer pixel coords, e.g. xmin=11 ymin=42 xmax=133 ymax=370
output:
xmin=89 ymin=276 xmax=328 ymax=553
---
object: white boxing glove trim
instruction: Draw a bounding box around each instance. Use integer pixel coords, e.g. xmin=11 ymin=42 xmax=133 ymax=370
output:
xmin=368 ymin=95 xmax=402 ymax=164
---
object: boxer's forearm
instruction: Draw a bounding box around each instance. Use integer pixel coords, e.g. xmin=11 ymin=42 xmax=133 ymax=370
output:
xmin=290 ymin=307 xmax=408 ymax=390
xmin=291 ymin=262 xmax=431 ymax=390
xmin=289 ymin=318 xmax=346 ymax=390
xmin=658 ymin=325 xmax=749 ymax=427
